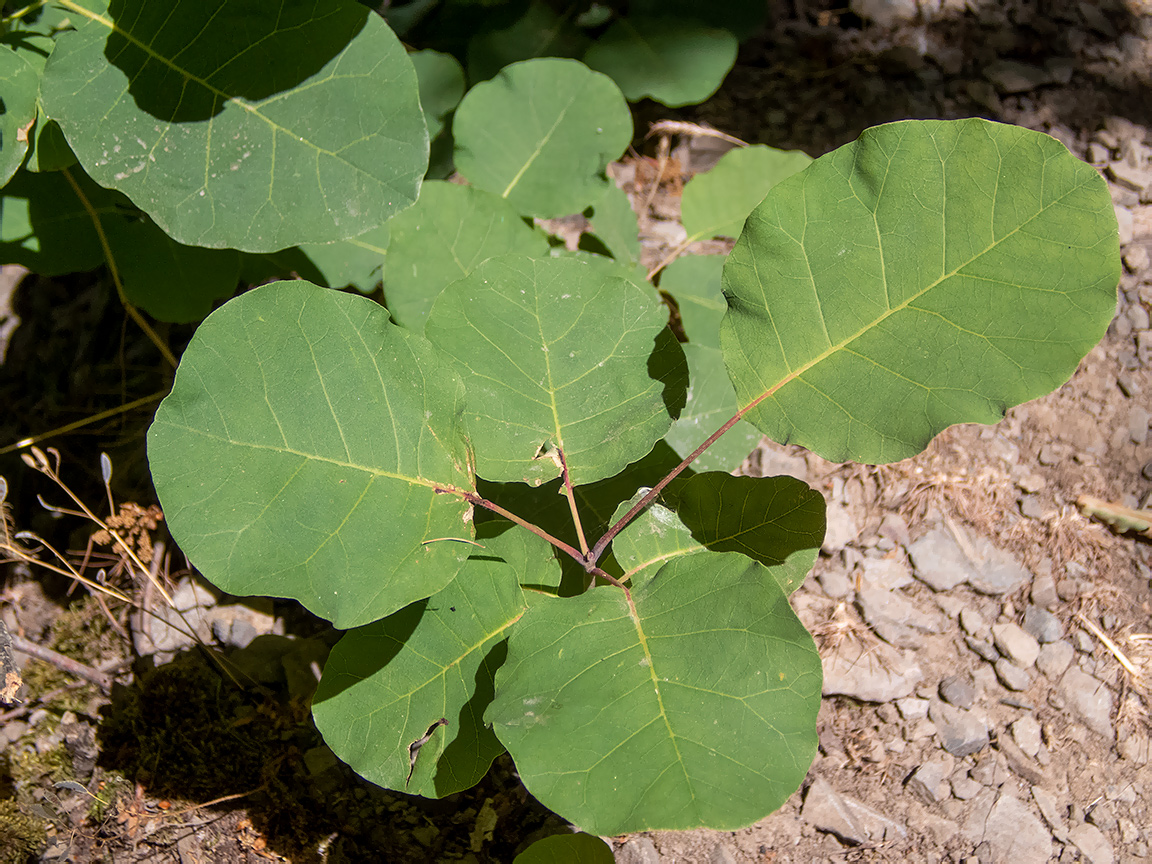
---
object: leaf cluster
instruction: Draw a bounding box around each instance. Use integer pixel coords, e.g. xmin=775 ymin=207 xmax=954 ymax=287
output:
xmin=0 ymin=0 xmax=1120 ymax=842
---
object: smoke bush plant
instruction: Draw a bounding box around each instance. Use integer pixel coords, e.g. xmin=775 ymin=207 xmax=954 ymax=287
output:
xmin=1 ymin=0 xmax=1119 ymax=838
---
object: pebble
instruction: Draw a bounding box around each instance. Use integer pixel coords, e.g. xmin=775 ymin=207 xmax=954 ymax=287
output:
xmin=858 ymin=555 xmax=912 ymax=590
xmin=959 ymin=607 xmax=989 ymax=638
xmin=950 ymin=773 xmax=983 ymax=800
xmin=966 ymin=636 xmax=1000 ymax=663
xmin=1022 ymin=605 xmax=1063 ymax=644
xmin=821 ymin=502 xmax=859 ymax=553
xmin=930 ymin=701 xmax=989 ymax=757
xmin=822 ymin=640 xmax=923 ymax=702
xmin=1060 ymin=667 xmax=1114 ymax=739
xmin=1129 ymin=406 xmax=1150 ymax=445
xmin=1072 ymin=628 xmax=1095 ymax=653
xmin=992 ymin=622 xmax=1040 ymax=667
xmin=1019 ymin=495 xmax=1046 ymax=519
xmin=907 ymin=526 xmax=971 ymax=591
xmin=1031 ymin=785 xmax=1068 ymax=842
xmin=877 ymin=512 xmax=911 ymax=548
xmin=857 ymin=587 xmax=942 ymax=648
xmin=994 ymin=658 xmax=1033 ymax=691
xmin=616 ymin=837 xmax=659 ymax=864
xmin=1030 ymin=563 xmax=1059 ymax=609
xmin=801 ymin=777 xmax=907 ymax=845
xmin=1011 ymin=716 xmax=1043 ymax=758
xmin=895 ymin=697 xmax=930 ymax=721
xmin=907 ymin=761 xmax=951 ymax=804
xmin=817 ymin=567 xmax=853 ymax=599
xmin=939 ymin=673 xmax=977 ymax=709
xmin=962 ymin=791 xmax=1053 ymax=864
xmin=1069 ymin=823 xmax=1115 ymax=864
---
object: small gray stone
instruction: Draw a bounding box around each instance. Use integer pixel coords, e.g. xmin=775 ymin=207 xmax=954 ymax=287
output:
xmin=1130 ymin=406 xmax=1150 ymax=445
xmin=960 ymin=607 xmax=989 ymax=638
xmin=966 ymin=636 xmax=1000 ymax=662
xmin=709 ymin=843 xmax=737 ymax=864
xmin=1022 ymin=605 xmax=1062 ymax=644
xmin=992 ymin=622 xmax=1040 ymax=668
xmin=1116 ymin=205 xmax=1135 ymax=245
xmin=615 ymin=837 xmax=660 ymax=864
xmin=818 ymin=566 xmax=854 ymax=599
xmin=1019 ymin=495 xmax=1046 ymax=519
xmin=1036 ymin=640 xmax=1074 ymax=678
xmin=857 ymin=587 xmax=942 ymax=648
xmin=1060 ymin=668 xmax=1114 ymax=739
xmin=1086 ymin=800 xmax=1117 ymax=833
xmin=858 ymin=556 xmax=912 ymax=590
xmin=1031 ymin=785 xmax=1068 ymax=842
xmin=822 ymin=640 xmax=923 ymax=702
xmin=1087 ymin=141 xmax=1112 ymax=164
xmin=939 ymin=674 xmax=977 ymax=709
xmin=907 ymin=761 xmax=951 ymax=803
xmin=1073 ymin=628 xmax=1095 ymax=653
xmin=1069 ymin=823 xmax=1114 ymax=864
xmin=895 ymin=697 xmax=930 ymax=721
xmin=877 ymin=512 xmax=911 ymax=548
xmin=1011 ymin=716 xmax=1042 ymax=758
xmin=908 ymin=526 xmax=972 ymax=592
xmin=822 ymin=502 xmax=859 ymax=553
xmin=1109 ymin=161 xmax=1152 ymax=194
xmin=969 ymin=538 xmax=1031 ymax=595
xmin=994 ymin=659 xmax=1033 ymax=691
xmin=930 ymin=701 xmax=989 ymax=757
xmin=1030 ymin=566 xmax=1059 ymax=609
xmin=962 ymin=791 xmax=1053 ymax=864
xmin=950 ymin=773 xmax=983 ymax=800
xmin=802 ymin=776 xmax=907 ymax=845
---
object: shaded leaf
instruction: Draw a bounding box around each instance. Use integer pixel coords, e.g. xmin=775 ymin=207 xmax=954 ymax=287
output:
xmin=467 ymin=0 xmax=589 ymax=83
xmin=629 ymin=0 xmax=768 ymax=40
xmin=681 ymin=144 xmax=812 ymax=243
xmin=664 ymin=344 xmax=762 ymax=472
xmin=585 ymin=181 xmax=640 ymax=265
xmin=660 ymin=254 xmax=726 ymax=348
xmin=313 ymin=524 xmax=556 ymax=798
xmin=488 ymin=552 xmax=822 ymax=834
xmin=148 ymin=282 xmax=475 ymax=629
xmin=583 ymin=17 xmax=737 ymax=108
xmin=0 ymin=166 xmax=108 ymax=274
xmin=453 ymin=59 xmax=632 ymax=218
xmin=513 ymin=833 xmax=614 ymax=863
xmin=297 ymin=222 xmax=390 ymax=293
xmin=105 ymin=213 xmax=240 ymax=322
xmin=411 ymin=49 xmax=466 ymax=141
xmin=425 ymin=254 xmax=683 ymax=486
xmin=0 ymin=47 xmax=40 ymax=185
xmin=722 ymin=119 xmax=1120 ymax=464
xmin=383 ymin=181 xmax=549 ymax=330
xmin=41 ymin=0 xmax=426 ymax=251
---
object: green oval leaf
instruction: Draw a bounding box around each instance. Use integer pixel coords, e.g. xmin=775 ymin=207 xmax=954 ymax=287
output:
xmin=612 ymin=473 xmax=824 ymax=595
xmin=411 ymin=49 xmax=465 ymax=141
xmin=513 ymin=833 xmax=614 ymax=864
xmin=313 ymin=524 xmax=553 ymax=798
xmin=488 ymin=552 xmax=822 ymax=834
xmin=147 ymin=282 xmax=475 ymax=629
xmin=722 ymin=118 xmax=1120 ymax=464
xmin=665 ymin=344 xmax=762 ymax=472
xmin=0 ymin=166 xmax=109 ymax=274
xmin=466 ymin=0 xmax=589 ymax=84
xmin=383 ymin=181 xmax=549 ymax=330
xmin=0 ymin=46 xmax=40 ymax=185
xmin=41 ymin=0 xmax=427 ymax=252
xmin=680 ymin=144 xmax=812 ymax=244
xmin=583 ymin=17 xmax=737 ymax=108
xmin=425 ymin=254 xmax=684 ymax=486
xmin=106 ymin=214 xmax=240 ymax=322
xmin=453 ymin=59 xmax=632 ymax=218
xmin=297 ymin=222 xmax=390 ymax=293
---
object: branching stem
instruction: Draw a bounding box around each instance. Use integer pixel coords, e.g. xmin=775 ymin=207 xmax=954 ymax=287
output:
xmin=557 ymin=447 xmax=589 ymax=556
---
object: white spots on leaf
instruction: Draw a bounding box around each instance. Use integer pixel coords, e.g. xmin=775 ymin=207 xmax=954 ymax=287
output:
xmin=638 ymin=657 xmax=651 ymax=667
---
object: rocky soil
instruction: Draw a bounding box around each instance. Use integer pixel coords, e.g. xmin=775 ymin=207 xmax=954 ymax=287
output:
xmin=2 ymin=1 xmax=1152 ymax=863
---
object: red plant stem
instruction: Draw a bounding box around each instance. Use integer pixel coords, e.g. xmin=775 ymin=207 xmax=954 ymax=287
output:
xmin=588 ymin=391 xmax=771 ymax=565
xmin=557 ymin=448 xmax=589 ymax=556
